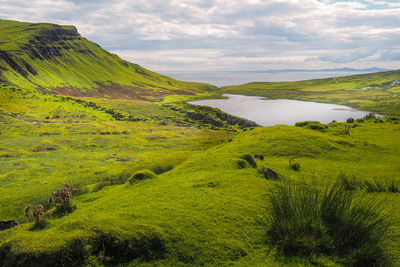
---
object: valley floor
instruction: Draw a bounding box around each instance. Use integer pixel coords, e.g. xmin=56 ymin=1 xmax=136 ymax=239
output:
xmin=1 ymin=85 xmax=400 ymax=265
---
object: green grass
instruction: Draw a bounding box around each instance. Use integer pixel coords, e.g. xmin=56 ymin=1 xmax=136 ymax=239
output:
xmin=1 ymin=116 xmax=399 ymax=266
xmin=1 ymin=18 xmax=400 ymax=267
xmin=0 ymin=19 xmax=216 ymax=98
xmin=0 ymin=85 xmax=231 ymax=221
xmin=220 ymin=70 xmax=400 ymax=115
xmin=267 ymin=183 xmax=391 ymax=266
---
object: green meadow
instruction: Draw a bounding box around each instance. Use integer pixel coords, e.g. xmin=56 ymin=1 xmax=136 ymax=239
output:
xmin=220 ymin=70 xmax=400 ymax=116
xmin=1 ymin=19 xmax=400 ymax=266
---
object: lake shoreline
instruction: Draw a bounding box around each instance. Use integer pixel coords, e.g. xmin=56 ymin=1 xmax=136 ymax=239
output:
xmin=189 ymin=94 xmax=375 ymax=126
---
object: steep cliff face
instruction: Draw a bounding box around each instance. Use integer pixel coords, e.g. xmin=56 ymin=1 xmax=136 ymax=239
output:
xmin=0 ymin=20 xmax=215 ymax=99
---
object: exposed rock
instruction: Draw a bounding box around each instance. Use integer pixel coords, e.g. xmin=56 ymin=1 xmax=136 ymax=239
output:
xmin=0 ymin=220 xmax=18 ymax=231
xmin=346 ymin=118 xmax=354 ymax=123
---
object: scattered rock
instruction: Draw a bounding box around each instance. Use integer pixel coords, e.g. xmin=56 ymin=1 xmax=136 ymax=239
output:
xmin=346 ymin=118 xmax=354 ymax=123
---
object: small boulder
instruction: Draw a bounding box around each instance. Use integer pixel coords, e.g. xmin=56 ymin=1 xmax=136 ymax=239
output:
xmin=346 ymin=118 xmax=354 ymax=123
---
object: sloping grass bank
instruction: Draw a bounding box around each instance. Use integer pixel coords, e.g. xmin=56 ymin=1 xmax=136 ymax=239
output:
xmin=1 ymin=118 xmax=399 ymax=266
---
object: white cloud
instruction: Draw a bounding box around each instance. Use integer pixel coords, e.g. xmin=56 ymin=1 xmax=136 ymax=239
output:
xmin=0 ymin=0 xmax=399 ymax=70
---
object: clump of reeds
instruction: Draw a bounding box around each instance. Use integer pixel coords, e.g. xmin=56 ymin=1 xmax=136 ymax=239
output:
xmin=266 ymin=183 xmax=392 ymax=266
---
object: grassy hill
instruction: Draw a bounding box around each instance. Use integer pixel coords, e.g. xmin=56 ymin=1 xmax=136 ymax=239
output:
xmin=1 ymin=18 xmax=400 ymax=266
xmin=1 ymin=116 xmax=399 ymax=266
xmin=0 ymin=19 xmax=216 ymax=100
xmin=220 ymin=70 xmax=400 ymax=115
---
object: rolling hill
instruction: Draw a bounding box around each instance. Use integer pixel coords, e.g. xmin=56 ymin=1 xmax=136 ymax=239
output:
xmin=0 ymin=18 xmax=400 ymax=266
xmin=0 ymin=19 xmax=216 ymax=100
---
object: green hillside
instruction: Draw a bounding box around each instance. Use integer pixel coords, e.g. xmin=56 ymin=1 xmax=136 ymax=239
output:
xmin=1 ymin=18 xmax=400 ymax=266
xmin=0 ymin=19 xmax=216 ymax=100
xmin=1 ymin=116 xmax=400 ymax=266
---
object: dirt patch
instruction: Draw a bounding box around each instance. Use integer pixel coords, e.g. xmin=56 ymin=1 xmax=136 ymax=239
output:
xmin=48 ymin=82 xmax=195 ymax=100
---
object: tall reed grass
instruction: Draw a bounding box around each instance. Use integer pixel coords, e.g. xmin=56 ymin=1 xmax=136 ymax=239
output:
xmin=267 ymin=183 xmax=392 ymax=266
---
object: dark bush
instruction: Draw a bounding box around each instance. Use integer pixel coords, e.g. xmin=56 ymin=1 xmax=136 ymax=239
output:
xmin=295 ymin=121 xmax=327 ymax=132
xmin=363 ymin=113 xmax=376 ymax=120
xmin=254 ymin=154 xmax=264 ymax=160
xmin=48 ymin=183 xmax=77 ymax=215
xmin=266 ymin=183 xmax=392 ymax=266
xmin=128 ymin=170 xmax=157 ymax=184
xmin=24 ymin=205 xmax=52 ymax=230
xmin=236 ymin=159 xmax=248 ymax=169
xmin=259 ymin=167 xmax=279 ymax=180
xmin=241 ymin=154 xmax=257 ymax=168
xmin=152 ymin=164 xmax=173 ymax=175
xmin=289 ymin=158 xmax=300 ymax=171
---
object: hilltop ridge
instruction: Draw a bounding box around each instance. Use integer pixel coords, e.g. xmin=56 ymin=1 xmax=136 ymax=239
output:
xmin=0 ymin=19 xmax=216 ymax=100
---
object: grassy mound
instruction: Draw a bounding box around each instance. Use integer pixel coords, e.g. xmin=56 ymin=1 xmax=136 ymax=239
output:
xmin=128 ymin=170 xmax=157 ymax=184
xmin=0 ymin=19 xmax=216 ymax=99
xmin=0 ymin=224 xmax=166 ymax=266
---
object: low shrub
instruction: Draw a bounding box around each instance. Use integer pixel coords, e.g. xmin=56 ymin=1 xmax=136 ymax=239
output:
xmin=236 ymin=159 xmax=248 ymax=169
xmin=48 ymin=183 xmax=77 ymax=215
xmin=363 ymin=113 xmax=376 ymax=120
xmin=289 ymin=157 xmax=300 ymax=171
xmin=128 ymin=170 xmax=157 ymax=184
xmin=152 ymin=164 xmax=173 ymax=175
xmin=241 ymin=154 xmax=257 ymax=168
xmin=95 ymin=170 xmax=133 ymax=191
xmin=259 ymin=167 xmax=279 ymax=180
xmin=266 ymin=183 xmax=392 ymax=266
xmin=24 ymin=204 xmax=52 ymax=230
xmin=295 ymin=121 xmax=327 ymax=132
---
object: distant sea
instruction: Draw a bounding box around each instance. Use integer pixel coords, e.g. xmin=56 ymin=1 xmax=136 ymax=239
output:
xmin=159 ymin=69 xmax=389 ymax=87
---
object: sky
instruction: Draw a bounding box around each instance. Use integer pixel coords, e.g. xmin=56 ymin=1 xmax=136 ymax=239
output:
xmin=1 ymin=0 xmax=400 ymax=71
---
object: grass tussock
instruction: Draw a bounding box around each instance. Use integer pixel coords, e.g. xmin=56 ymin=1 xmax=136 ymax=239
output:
xmin=339 ymin=173 xmax=400 ymax=193
xmin=128 ymin=170 xmax=157 ymax=184
xmin=241 ymin=154 xmax=257 ymax=168
xmin=267 ymin=183 xmax=392 ymax=266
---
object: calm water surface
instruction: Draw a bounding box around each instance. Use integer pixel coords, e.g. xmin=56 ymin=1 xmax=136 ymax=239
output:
xmin=189 ymin=94 xmax=372 ymax=126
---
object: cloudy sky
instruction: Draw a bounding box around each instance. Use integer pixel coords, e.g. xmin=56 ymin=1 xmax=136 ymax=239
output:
xmin=1 ymin=0 xmax=400 ymax=71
